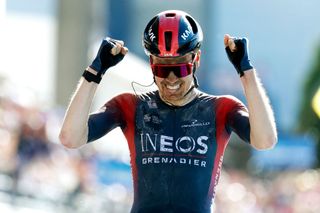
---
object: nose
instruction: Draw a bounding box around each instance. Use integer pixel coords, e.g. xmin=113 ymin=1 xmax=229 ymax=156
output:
xmin=166 ymin=71 xmax=179 ymax=82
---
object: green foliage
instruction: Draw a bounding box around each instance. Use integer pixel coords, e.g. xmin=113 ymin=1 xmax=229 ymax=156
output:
xmin=298 ymin=43 xmax=320 ymax=167
xmin=298 ymin=44 xmax=320 ymax=137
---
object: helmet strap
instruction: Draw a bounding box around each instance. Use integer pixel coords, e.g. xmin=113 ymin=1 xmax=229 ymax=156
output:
xmin=183 ymin=62 xmax=198 ymax=98
xmin=192 ymin=64 xmax=199 ymax=88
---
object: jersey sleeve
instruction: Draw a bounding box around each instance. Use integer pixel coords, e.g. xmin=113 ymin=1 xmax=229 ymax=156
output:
xmin=87 ymin=93 xmax=136 ymax=143
xmin=215 ymin=95 xmax=251 ymax=143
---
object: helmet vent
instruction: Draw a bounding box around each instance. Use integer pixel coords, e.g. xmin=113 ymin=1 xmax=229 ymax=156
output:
xmin=164 ymin=31 xmax=172 ymax=51
xmin=186 ymin=16 xmax=198 ymax=33
xmin=165 ymin=13 xmax=176 ymax=17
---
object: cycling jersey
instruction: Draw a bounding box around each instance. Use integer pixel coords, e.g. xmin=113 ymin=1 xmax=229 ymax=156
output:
xmin=88 ymin=90 xmax=250 ymax=213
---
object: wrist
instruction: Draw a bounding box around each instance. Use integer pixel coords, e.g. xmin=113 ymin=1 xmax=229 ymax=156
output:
xmin=240 ymin=68 xmax=255 ymax=79
xmin=82 ymin=68 xmax=102 ymax=84
xmin=237 ymin=61 xmax=253 ymax=77
xmin=86 ymin=66 xmax=99 ymax=75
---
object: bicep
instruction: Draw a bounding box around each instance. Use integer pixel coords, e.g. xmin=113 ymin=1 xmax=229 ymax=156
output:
xmin=228 ymin=109 xmax=251 ymax=143
xmin=87 ymin=107 xmax=124 ymax=143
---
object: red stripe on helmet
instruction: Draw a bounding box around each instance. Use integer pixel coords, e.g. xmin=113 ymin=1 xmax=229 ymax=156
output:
xmin=158 ymin=12 xmax=180 ymax=57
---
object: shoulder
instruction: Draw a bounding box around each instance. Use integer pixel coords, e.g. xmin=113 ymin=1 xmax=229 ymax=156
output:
xmin=101 ymin=92 xmax=137 ymax=110
xmin=214 ymin=95 xmax=247 ymax=114
xmin=136 ymin=90 xmax=158 ymax=101
xmin=215 ymin=95 xmax=244 ymax=105
xmin=197 ymin=91 xmax=246 ymax=112
xmin=104 ymin=91 xmax=158 ymax=107
xmin=112 ymin=92 xmax=136 ymax=101
xmin=197 ymin=91 xmax=242 ymax=104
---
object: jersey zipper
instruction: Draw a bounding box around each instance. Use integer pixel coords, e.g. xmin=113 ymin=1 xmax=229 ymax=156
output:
xmin=169 ymin=107 xmax=177 ymax=209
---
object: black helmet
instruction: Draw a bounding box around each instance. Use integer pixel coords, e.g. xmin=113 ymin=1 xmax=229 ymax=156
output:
xmin=143 ymin=10 xmax=203 ymax=57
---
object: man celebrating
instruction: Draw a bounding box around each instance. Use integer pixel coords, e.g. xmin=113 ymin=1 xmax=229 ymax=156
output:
xmin=60 ymin=10 xmax=277 ymax=213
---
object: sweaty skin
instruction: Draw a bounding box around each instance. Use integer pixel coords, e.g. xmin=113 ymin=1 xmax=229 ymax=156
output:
xmin=59 ymin=32 xmax=277 ymax=213
xmin=152 ymin=53 xmax=200 ymax=106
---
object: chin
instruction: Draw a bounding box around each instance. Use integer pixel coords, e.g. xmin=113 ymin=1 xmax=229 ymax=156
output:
xmin=164 ymin=94 xmax=184 ymax=102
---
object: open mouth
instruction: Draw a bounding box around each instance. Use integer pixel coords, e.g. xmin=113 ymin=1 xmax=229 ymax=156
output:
xmin=166 ymin=84 xmax=180 ymax=90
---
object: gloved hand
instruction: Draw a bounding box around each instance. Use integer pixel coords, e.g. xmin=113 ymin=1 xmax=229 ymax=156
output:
xmin=89 ymin=37 xmax=128 ymax=75
xmin=224 ymin=34 xmax=253 ymax=77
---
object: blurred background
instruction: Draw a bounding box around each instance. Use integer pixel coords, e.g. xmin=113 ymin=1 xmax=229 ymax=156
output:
xmin=0 ymin=0 xmax=320 ymax=212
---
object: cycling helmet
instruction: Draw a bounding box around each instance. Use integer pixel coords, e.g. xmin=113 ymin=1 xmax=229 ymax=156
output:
xmin=143 ymin=10 xmax=203 ymax=57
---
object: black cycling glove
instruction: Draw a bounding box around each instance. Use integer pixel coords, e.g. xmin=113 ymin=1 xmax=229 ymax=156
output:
xmin=89 ymin=37 xmax=125 ymax=75
xmin=225 ymin=37 xmax=253 ymax=77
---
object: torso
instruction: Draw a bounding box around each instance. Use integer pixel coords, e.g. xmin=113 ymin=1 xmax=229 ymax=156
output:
xmin=87 ymin=90 xmax=250 ymax=213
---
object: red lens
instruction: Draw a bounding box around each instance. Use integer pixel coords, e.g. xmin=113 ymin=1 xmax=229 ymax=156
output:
xmin=151 ymin=63 xmax=193 ymax=78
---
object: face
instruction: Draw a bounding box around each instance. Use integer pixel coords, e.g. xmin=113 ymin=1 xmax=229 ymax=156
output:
xmin=151 ymin=53 xmax=200 ymax=105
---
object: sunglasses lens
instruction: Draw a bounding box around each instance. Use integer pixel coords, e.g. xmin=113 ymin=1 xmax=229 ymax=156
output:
xmin=151 ymin=64 xmax=193 ymax=78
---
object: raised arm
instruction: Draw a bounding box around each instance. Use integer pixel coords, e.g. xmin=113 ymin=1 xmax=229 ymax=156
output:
xmin=59 ymin=37 xmax=128 ymax=148
xmin=224 ymin=34 xmax=277 ymax=150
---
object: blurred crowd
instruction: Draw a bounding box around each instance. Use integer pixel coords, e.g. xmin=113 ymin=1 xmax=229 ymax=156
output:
xmin=0 ymin=92 xmax=320 ymax=213
xmin=214 ymin=169 xmax=320 ymax=213
xmin=0 ymin=90 xmax=133 ymax=213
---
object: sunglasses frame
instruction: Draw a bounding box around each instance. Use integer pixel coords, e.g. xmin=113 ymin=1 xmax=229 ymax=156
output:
xmin=151 ymin=63 xmax=194 ymax=78
xmin=150 ymin=54 xmax=196 ymax=78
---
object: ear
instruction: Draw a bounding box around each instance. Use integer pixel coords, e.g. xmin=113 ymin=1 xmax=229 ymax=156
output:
xmin=195 ymin=50 xmax=201 ymax=68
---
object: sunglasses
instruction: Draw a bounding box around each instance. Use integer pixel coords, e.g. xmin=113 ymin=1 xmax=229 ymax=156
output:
xmin=151 ymin=63 xmax=194 ymax=78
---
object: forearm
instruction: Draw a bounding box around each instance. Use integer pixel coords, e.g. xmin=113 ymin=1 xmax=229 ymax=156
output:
xmin=241 ymin=69 xmax=277 ymax=150
xmin=59 ymin=37 xmax=128 ymax=148
xmin=59 ymin=71 xmax=98 ymax=148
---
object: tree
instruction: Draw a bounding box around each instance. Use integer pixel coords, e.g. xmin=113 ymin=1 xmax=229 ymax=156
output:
xmin=298 ymin=44 xmax=320 ymax=167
